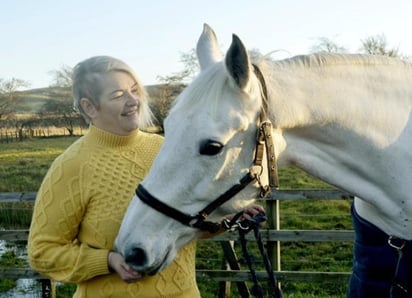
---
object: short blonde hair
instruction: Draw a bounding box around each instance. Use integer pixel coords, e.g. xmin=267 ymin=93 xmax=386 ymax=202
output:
xmin=72 ymin=56 xmax=153 ymax=128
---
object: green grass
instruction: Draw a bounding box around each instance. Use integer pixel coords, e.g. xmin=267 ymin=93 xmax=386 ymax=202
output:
xmin=0 ymin=249 xmax=27 ymax=293
xmin=0 ymin=202 xmax=33 ymax=228
xmin=0 ymin=137 xmax=353 ymax=297
xmin=0 ymin=136 xmax=79 ymax=192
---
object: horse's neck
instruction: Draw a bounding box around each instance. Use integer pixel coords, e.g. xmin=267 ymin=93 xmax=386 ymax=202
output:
xmin=269 ymin=57 xmax=412 ymax=204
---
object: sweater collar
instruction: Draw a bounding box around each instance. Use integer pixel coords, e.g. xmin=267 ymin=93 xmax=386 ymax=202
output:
xmin=87 ymin=125 xmax=142 ymax=147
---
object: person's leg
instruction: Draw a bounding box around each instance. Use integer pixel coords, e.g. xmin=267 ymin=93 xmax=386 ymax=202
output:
xmin=348 ymin=204 xmax=397 ymax=297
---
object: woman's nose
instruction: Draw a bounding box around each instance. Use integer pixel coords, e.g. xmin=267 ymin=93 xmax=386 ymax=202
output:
xmin=126 ymin=91 xmax=140 ymax=105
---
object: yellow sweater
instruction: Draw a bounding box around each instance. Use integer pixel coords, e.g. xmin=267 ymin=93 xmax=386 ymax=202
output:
xmin=28 ymin=125 xmax=200 ymax=298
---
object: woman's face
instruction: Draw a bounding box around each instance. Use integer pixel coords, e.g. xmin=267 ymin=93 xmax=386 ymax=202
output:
xmin=90 ymin=71 xmax=142 ymax=135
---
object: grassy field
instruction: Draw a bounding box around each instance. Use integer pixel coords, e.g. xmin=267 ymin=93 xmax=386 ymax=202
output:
xmin=0 ymin=136 xmax=353 ymax=297
xmin=0 ymin=136 xmax=79 ymax=192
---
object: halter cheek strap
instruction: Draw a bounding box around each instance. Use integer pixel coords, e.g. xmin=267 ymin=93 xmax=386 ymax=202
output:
xmin=252 ymin=64 xmax=279 ymax=189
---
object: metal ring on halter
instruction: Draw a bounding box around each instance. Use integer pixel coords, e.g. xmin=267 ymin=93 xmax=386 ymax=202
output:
xmin=249 ymin=164 xmax=264 ymax=179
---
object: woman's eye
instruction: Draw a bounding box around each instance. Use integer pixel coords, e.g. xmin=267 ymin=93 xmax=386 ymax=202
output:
xmin=111 ymin=91 xmax=124 ymax=99
xmin=199 ymin=140 xmax=224 ymax=156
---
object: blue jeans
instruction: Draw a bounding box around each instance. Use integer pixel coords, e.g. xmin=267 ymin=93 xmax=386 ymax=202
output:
xmin=348 ymin=205 xmax=412 ymax=297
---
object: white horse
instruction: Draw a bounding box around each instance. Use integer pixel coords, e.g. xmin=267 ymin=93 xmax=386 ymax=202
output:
xmin=115 ymin=24 xmax=412 ymax=283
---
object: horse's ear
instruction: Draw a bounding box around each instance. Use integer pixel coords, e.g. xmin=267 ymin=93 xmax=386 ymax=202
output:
xmin=225 ymin=34 xmax=251 ymax=91
xmin=196 ymin=23 xmax=222 ymax=70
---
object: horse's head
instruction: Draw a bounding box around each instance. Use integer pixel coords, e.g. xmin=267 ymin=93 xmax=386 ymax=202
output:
xmin=115 ymin=24 xmax=271 ymax=274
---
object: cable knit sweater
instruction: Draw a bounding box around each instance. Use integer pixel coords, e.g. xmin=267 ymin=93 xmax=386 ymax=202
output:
xmin=28 ymin=125 xmax=200 ymax=298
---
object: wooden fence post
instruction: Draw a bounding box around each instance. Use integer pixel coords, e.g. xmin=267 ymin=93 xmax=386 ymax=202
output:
xmin=267 ymin=194 xmax=281 ymax=288
xmin=39 ymin=279 xmax=56 ymax=298
xmin=219 ymin=241 xmax=250 ymax=298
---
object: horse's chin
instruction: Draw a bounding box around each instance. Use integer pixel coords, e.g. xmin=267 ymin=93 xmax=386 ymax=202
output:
xmin=142 ymin=230 xmax=200 ymax=275
xmin=145 ymin=260 xmax=169 ymax=276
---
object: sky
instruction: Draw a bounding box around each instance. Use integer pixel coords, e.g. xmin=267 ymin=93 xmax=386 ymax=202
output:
xmin=1 ymin=0 xmax=412 ymax=89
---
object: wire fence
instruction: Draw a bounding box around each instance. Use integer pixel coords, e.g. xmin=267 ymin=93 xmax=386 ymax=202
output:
xmin=0 ymin=126 xmax=85 ymax=143
xmin=0 ymin=190 xmax=354 ymax=297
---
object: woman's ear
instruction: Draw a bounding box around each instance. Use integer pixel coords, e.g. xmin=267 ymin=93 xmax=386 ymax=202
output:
xmin=80 ymin=98 xmax=97 ymax=120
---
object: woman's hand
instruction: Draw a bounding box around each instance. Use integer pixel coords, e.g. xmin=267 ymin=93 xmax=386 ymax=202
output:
xmin=239 ymin=204 xmax=266 ymax=222
xmin=199 ymin=205 xmax=266 ymax=238
xmin=108 ymin=252 xmax=144 ymax=283
xmin=225 ymin=204 xmax=266 ymax=224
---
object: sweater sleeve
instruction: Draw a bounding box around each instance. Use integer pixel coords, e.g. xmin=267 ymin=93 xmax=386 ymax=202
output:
xmin=28 ymin=153 xmax=110 ymax=283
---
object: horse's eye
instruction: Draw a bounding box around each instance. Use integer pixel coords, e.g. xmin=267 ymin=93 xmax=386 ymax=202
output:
xmin=199 ymin=140 xmax=224 ymax=156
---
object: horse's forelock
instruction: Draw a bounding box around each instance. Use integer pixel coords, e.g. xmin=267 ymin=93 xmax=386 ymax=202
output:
xmin=170 ymin=63 xmax=229 ymax=116
xmin=168 ymin=56 xmax=269 ymax=124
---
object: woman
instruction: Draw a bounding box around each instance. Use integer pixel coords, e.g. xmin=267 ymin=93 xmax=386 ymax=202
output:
xmin=28 ymin=56 xmax=200 ymax=297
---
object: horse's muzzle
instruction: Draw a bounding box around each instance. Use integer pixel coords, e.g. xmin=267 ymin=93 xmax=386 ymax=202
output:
xmin=121 ymin=243 xmax=171 ymax=275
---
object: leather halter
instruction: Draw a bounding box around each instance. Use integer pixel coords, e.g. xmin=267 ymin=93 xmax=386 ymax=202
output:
xmin=136 ymin=64 xmax=279 ymax=233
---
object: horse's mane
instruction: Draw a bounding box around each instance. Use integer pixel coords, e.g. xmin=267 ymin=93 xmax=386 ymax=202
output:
xmin=253 ymin=53 xmax=412 ymax=90
xmin=169 ymin=53 xmax=411 ymax=120
xmin=249 ymin=52 xmax=412 ymax=129
xmin=268 ymin=53 xmax=412 ymax=69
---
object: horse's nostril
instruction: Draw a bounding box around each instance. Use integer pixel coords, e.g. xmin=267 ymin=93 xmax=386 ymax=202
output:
xmin=125 ymin=246 xmax=147 ymax=266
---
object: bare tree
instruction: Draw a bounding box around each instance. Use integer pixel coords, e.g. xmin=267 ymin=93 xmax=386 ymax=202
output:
xmin=49 ymin=65 xmax=73 ymax=88
xmin=149 ymin=83 xmax=185 ymax=132
xmin=310 ymin=37 xmax=348 ymax=54
xmin=157 ymin=48 xmax=199 ymax=84
xmin=39 ymin=65 xmax=83 ymax=136
xmin=309 ymin=34 xmax=408 ymax=60
xmin=152 ymin=48 xmax=200 ymax=131
xmin=8 ymin=115 xmax=35 ymax=141
xmin=360 ymin=34 xmax=400 ymax=57
xmin=0 ymin=78 xmax=30 ymax=120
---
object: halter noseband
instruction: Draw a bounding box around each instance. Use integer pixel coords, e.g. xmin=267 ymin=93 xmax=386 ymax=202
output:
xmin=136 ymin=64 xmax=279 ymax=233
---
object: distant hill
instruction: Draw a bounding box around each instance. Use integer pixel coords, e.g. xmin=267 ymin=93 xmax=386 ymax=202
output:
xmin=16 ymin=87 xmax=66 ymax=113
xmin=14 ymin=84 xmax=168 ymax=114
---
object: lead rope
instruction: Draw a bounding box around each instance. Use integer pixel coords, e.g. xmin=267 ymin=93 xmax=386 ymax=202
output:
xmin=225 ymin=212 xmax=282 ymax=298
xmin=388 ymin=236 xmax=409 ymax=297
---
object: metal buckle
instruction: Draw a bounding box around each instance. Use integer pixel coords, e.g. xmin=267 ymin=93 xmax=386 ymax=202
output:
xmin=388 ymin=235 xmax=406 ymax=250
xmin=222 ymin=219 xmax=236 ymax=231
